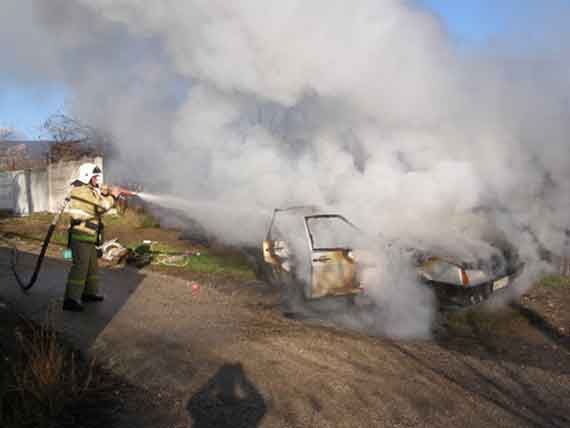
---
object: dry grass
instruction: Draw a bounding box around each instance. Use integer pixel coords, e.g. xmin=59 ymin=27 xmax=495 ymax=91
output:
xmin=105 ymin=207 xmax=160 ymax=229
xmin=445 ymin=308 xmax=497 ymax=336
xmin=539 ymin=275 xmax=570 ymax=288
xmin=0 ymin=309 xmax=98 ymax=428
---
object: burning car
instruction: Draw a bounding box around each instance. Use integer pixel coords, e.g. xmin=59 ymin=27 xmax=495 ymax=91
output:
xmin=261 ymin=206 xmax=523 ymax=309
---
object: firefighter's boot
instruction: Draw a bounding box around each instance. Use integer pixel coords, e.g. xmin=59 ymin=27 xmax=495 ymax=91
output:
xmin=82 ymin=294 xmax=104 ymax=303
xmin=63 ymin=298 xmax=84 ymax=312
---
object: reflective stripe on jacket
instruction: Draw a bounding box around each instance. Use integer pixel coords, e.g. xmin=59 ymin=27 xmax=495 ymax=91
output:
xmin=68 ymin=184 xmax=115 ymax=237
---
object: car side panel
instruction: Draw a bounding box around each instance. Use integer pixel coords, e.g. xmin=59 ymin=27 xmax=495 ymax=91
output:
xmin=310 ymin=250 xmax=359 ymax=298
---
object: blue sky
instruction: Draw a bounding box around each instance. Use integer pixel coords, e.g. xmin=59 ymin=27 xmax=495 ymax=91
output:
xmin=0 ymin=83 xmax=67 ymax=139
xmin=0 ymin=1 xmax=544 ymax=139
xmin=419 ymin=0 xmax=507 ymax=43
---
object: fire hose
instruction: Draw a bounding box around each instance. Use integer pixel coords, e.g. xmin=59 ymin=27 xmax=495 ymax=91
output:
xmin=9 ymin=195 xmax=72 ymax=293
xmin=8 ymin=188 xmax=136 ymax=293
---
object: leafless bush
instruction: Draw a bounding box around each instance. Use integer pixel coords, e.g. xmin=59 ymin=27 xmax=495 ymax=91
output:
xmin=42 ymin=114 xmax=108 ymax=162
xmin=0 ymin=307 xmax=96 ymax=427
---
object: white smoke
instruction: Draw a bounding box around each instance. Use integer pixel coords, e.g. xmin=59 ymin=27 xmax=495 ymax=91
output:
xmin=3 ymin=0 xmax=570 ymax=337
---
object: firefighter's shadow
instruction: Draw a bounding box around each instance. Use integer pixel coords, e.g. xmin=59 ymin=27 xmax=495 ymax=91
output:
xmin=187 ymin=362 xmax=267 ymax=428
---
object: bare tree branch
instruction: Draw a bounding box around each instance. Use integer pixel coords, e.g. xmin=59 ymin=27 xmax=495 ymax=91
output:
xmin=42 ymin=114 xmax=99 ymax=143
xmin=41 ymin=114 xmax=110 ymax=161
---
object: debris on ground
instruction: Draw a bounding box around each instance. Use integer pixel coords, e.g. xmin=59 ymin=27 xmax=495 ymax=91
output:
xmin=125 ymin=240 xmax=201 ymax=269
xmin=99 ymin=239 xmax=130 ymax=263
xmin=126 ymin=249 xmax=152 ymax=268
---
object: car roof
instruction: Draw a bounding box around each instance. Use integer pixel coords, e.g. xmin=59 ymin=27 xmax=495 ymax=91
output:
xmin=274 ymin=205 xmax=322 ymax=215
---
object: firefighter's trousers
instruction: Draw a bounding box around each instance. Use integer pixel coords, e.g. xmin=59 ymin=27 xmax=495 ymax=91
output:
xmin=64 ymin=239 xmax=99 ymax=302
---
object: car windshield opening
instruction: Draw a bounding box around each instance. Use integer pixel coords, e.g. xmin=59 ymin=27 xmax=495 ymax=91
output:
xmin=306 ymin=216 xmax=359 ymax=250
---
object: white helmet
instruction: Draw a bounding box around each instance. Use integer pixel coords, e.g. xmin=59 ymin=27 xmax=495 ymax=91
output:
xmin=76 ymin=163 xmax=102 ymax=185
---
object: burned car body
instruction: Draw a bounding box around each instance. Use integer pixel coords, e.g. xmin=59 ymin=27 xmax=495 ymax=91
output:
xmin=262 ymin=207 xmax=523 ymax=309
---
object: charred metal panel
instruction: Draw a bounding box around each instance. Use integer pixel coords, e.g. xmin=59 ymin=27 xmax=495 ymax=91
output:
xmin=310 ymin=250 xmax=359 ymax=298
xmin=418 ymin=257 xmax=463 ymax=286
xmin=263 ymin=240 xmax=291 ymax=272
xmin=263 ymin=240 xmax=278 ymax=265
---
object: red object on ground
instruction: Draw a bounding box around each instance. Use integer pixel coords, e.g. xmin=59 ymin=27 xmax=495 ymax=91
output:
xmin=191 ymin=282 xmax=200 ymax=295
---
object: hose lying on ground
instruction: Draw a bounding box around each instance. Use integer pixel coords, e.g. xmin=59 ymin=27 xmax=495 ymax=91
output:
xmin=153 ymin=253 xmax=190 ymax=267
xmin=7 ymin=196 xmax=71 ymax=293
xmin=142 ymin=242 xmax=192 ymax=267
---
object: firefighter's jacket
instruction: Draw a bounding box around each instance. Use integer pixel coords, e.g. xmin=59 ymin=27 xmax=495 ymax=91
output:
xmin=67 ymin=184 xmax=115 ymax=244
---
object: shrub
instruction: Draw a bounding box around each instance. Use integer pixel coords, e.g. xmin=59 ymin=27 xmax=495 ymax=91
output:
xmin=0 ymin=310 xmax=96 ymax=428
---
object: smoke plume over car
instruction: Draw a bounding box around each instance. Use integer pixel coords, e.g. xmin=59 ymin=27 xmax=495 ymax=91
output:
xmin=3 ymin=0 xmax=569 ymax=337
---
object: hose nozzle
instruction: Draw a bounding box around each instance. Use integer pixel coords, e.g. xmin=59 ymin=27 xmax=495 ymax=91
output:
xmin=109 ymin=186 xmax=138 ymax=198
xmin=121 ymin=189 xmax=138 ymax=197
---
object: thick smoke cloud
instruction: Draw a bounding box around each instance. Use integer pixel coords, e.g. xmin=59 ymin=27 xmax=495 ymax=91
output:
xmin=3 ymin=0 xmax=570 ymax=336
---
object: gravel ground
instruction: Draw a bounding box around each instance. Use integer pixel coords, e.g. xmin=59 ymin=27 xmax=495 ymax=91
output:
xmin=1 ymin=244 xmax=570 ymax=427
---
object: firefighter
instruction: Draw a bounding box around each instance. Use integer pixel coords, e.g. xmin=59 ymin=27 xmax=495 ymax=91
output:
xmin=63 ymin=163 xmax=128 ymax=312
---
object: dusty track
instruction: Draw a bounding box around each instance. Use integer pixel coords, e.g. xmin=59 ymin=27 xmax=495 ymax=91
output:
xmin=1 ymin=248 xmax=569 ymax=427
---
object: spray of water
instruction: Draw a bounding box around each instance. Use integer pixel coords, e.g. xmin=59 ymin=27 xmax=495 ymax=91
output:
xmin=137 ymin=192 xmax=273 ymax=244
xmin=138 ymin=192 xmax=269 ymax=216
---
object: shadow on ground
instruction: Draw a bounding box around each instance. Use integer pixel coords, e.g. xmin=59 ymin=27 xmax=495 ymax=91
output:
xmin=187 ymin=362 xmax=267 ymax=428
xmin=0 ymin=247 xmax=146 ymax=351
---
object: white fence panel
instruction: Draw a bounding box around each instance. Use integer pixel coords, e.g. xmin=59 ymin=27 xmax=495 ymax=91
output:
xmin=12 ymin=171 xmax=29 ymax=216
xmin=0 ymin=171 xmax=14 ymax=211
xmin=0 ymin=169 xmax=49 ymax=215
xmin=30 ymin=169 xmax=49 ymax=212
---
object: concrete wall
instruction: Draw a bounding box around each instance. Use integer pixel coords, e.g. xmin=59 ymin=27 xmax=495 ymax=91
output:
xmin=12 ymin=171 xmax=31 ymax=216
xmin=0 ymin=169 xmax=49 ymax=215
xmin=0 ymin=155 xmax=102 ymax=215
xmin=29 ymin=169 xmax=49 ymax=213
xmin=0 ymin=171 xmax=14 ymax=212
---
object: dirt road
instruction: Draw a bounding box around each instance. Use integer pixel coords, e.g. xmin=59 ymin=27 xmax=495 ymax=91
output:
xmin=1 ymin=248 xmax=569 ymax=427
